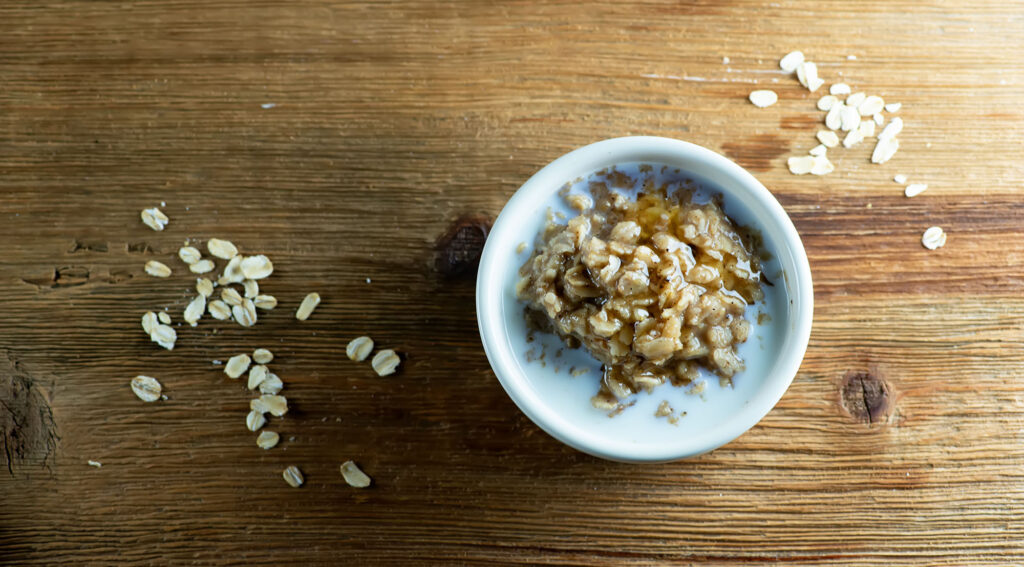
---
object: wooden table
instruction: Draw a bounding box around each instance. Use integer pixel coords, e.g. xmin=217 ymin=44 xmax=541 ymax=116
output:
xmin=2 ymin=1 xmax=1022 ymax=564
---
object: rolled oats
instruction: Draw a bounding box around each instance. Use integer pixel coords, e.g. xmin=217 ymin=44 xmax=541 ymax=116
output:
xmin=141 ymin=311 xmax=158 ymax=335
xmin=224 ymin=354 xmax=251 ymax=379
xmin=340 ymin=461 xmax=372 ymax=488
xmin=240 ymin=255 xmax=274 ymax=280
xmin=905 ymin=183 xmax=928 ymax=198
xmin=247 ymin=364 xmax=269 ymax=390
xmin=145 ymin=260 xmax=172 ymax=278
xmin=748 ymin=90 xmax=777 ymax=108
xmin=184 ymin=295 xmax=205 ymax=327
xmin=178 ymin=246 xmax=202 ymax=265
xmin=871 ymin=137 xmax=899 ymax=164
xmin=242 ymin=279 xmax=259 ymax=298
xmin=157 ymin=311 xmax=171 ymax=325
xmin=251 ymin=394 xmax=288 ymax=416
xmin=206 ymin=238 xmax=238 ymax=260
xmin=141 ymin=207 xmax=169 ymax=231
xmin=779 ymin=50 xmax=804 ymax=72
xmin=196 ymin=277 xmax=214 ymax=297
xmin=259 ymin=373 xmax=283 ymax=394
xmin=253 ymin=348 xmax=274 ymax=364
xmin=830 ymin=83 xmax=851 ymax=95
xmin=219 ymin=255 xmax=245 ymax=284
xmin=246 ymin=409 xmax=267 ymax=432
xmin=816 ymin=130 xmax=840 ymax=148
xmin=346 ymin=336 xmax=374 ymax=362
xmin=151 ymin=324 xmax=176 ymax=350
xmin=253 ymin=294 xmax=278 ymax=310
xmin=295 ymin=292 xmax=320 ymax=321
xmin=221 ymin=287 xmax=243 ymax=307
xmin=189 ymin=259 xmax=215 ymax=274
xmin=371 ymin=349 xmax=400 ymax=376
xmin=256 ymin=431 xmax=280 ymax=450
xmin=131 ymin=375 xmax=162 ymax=402
xmin=233 ymin=303 xmax=256 ymax=327
xmin=208 ymin=299 xmax=232 ymax=320
xmin=282 ymin=465 xmax=304 ymax=488
xmin=517 ymin=167 xmax=764 ymax=410
xmin=922 ymin=226 xmax=947 ymax=250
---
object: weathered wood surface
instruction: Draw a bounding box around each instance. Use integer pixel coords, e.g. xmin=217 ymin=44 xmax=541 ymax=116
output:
xmin=2 ymin=1 xmax=1023 ymax=564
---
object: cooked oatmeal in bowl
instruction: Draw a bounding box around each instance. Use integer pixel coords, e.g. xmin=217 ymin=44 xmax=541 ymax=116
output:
xmin=515 ymin=165 xmax=767 ymax=413
xmin=476 ymin=137 xmax=813 ymax=462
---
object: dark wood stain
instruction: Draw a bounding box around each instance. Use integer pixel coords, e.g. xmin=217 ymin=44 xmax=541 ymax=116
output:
xmin=720 ymin=134 xmax=790 ymax=172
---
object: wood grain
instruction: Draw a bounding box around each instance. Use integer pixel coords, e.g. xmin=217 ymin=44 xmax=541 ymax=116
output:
xmin=2 ymin=0 xmax=1023 ymax=564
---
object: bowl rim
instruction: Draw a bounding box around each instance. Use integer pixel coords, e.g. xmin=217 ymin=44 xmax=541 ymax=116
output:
xmin=475 ymin=136 xmax=813 ymax=462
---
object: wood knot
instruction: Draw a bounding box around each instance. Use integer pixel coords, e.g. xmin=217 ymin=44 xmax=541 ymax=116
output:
xmin=434 ymin=214 xmax=492 ymax=278
xmin=839 ymin=371 xmax=892 ymax=425
xmin=0 ymin=350 xmax=59 ymax=477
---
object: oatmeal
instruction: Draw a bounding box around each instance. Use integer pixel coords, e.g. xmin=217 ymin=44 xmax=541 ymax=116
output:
xmin=516 ymin=164 xmax=765 ymax=411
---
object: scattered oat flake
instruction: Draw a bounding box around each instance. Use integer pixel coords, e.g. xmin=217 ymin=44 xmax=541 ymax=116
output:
xmin=248 ymin=364 xmax=269 ymax=390
xmin=178 ymin=246 xmax=202 ymax=265
xmin=252 ymin=394 xmax=288 ymax=416
xmin=816 ymin=95 xmax=838 ymax=111
xmin=141 ymin=207 xmax=169 ymax=231
xmin=196 ymin=277 xmax=214 ymax=297
xmin=131 ymin=375 xmax=162 ymax=402
xmin=225 ymin=354 xmax=251 ymax=379
xmin=253 ymin=348 xmax=273 ymax=364
xmin=816 ymin=130 xmax=840 ymax=148
xmin=221 ymin=287 xmax=243 ymax=306
xmin=243 ymin=279 xmax=259 ymax=298
xmin=246 ymin=409 xmax=267 ymax=432
xmin=858 ymin=119 xmax=875 ymax=138
xmin=261 ymin=102 xmax=276 ymax=109
xmin=748 ymin=89 xmax=778 ymax=108
xmin=253 ymin=294 xmax=278 ymax=310
xmin=857 ymin=95 xmax=884 ymax=116
xmin=847 ymin=54 xmax=857 ymax=60
xmin=151 ymin=324 xmax=176 ymax=350
xmin=787 ymin=156 xmax=816 ymax=175
xmin=207 ymin=238 xmax=238 ymax=260
xmin=371 ymin=349 xmax=401 ymax=376
xmin=846 ymin=92 xmax=866 ymax=107
xmin=346 ymin=336 xmax=375 ymax=362
xmin=184 ymin=295 xmax=205 ymax=327
xmin=145 ymin=260 xmax=172 ymax=278
xmin=825 ymin=103 xmax=844 ymax=130
xmin=878 ymin=117 xmax=903 ymax=141
xmin=809 ymin=144 xmax=827 ymax=156
xmin=842 ymin=128 xmax=865 ymax=148
xmin=871 ymin=137 xmax=899 ymax=164
xmin=779 ymin=50 xmax=804 ymax=72
xmin=257 ymin=431 xmax=280 ymax=450
xmin=235 ymin=299 xmax=257 ymax=327
xmin=515 ymin=242 xmax=527 ymax=254
xmin=295 ymin=292 xmax=321 ymax=321
xmin=157 ymin=311 xmax=171 ymax=325
xmin=220 ymin=255 xmax=245 ymax=284
xmin=905 ymin=183 xmax=928 ymax=197
xmin=840 ymin=105 xmax=860 ymax=131
xmin=88 ymin=460 xmax=102 ymax=468
xmin=722 ymin=56 xmax=730 ymax=64
xmin=142 ymin=311 xmax=158 ymax=335
xmin=190 ymin=259 xmax=215 ymax=274
xmin=796 ymin=61 xmax=821 ymax=92
xmin=873 ymin=113 xmax=884 ymax=126
xmin=208 ymin=299 xmax=232 ymax=320
xmin=240 ymin=255 xmax=273 ymax=279
xmin=922 ymin=226 xmax=947 ymax=250
xmin=810 ymin=155 xmax=834 ymax=175
xmin=830 ymin=83 xmax=851 ymax=95
xmin=259 ymin=373 xmax=283 ymax=395
xmin=894 ymin=174 xmax=908 ymax=184
xmin=885 ymin=102 xmax=902 ymax=112
xmin=283 ymin=465 xmax=304 ymax=488
xmin=340 ymin=461 xmax=372 ymax=488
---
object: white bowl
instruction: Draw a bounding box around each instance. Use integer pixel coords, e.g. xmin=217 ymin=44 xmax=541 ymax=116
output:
xmin=476 ymin=136 xmax=813 ymax=462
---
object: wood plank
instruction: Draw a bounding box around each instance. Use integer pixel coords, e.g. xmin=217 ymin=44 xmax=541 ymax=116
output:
xmin=1 ymin=0 xmax=1023 ymax=564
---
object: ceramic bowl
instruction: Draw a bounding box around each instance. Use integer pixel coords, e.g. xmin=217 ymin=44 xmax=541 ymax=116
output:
xmin=476 ymin=136 xmax=813 ymax=462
